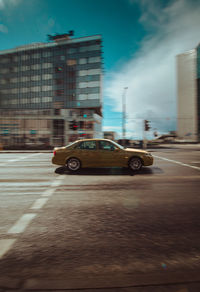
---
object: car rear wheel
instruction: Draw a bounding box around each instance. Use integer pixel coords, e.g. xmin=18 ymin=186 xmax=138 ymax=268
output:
xmin=66 ymin=158 xmax=81 ymax=172
xmin=129 ymin=157 xmax=142 ymax=171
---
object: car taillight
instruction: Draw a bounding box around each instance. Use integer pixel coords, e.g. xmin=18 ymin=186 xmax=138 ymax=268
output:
xmin=53 ymin=150 xmax=56 ymax=156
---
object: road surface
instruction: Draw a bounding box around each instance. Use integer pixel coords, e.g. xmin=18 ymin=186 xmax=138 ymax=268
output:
xmin=0 ymin=146 xmax=200 ymax=291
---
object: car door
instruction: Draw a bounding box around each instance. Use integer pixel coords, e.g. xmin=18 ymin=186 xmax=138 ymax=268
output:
xmin=75 ymin=140 xmax=99 ymax=167
xmin=97 ymin=140 xmax=124 ymax=167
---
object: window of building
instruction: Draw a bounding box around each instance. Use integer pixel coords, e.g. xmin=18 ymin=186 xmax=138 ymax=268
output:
xmin=79 ymin=58 xmax=87 ymax=65
xmin=31 ymin=75 xmax=40 ymax=81
xmin=0 ymin=78 xmax=7 ymax=84
xmin=13 ymin=56 xmax=18 ymax=62
xmin=88 ymin=44 xmax=101 ymax=51
xmin=42 ymin=51 xmax=52 ymax=58
xmin=78 ymin=81 xmax=100 ymax=88
xmin=32 ymin=97 xmax=40 ymax=103
xmin=0 ymin=68 xmax=9 ymax=73
xmin=42 ymin=85 xmax=52 ymax=91
xmin=10 ymin=77 xmax=18 ymax=83
xmin=78 ymin=69 xmax=101 ymax=76
xmin=10 ymin=99 xmax=17 ymax=104
xmin=31 ymin=64 xmax=40 ymax=70
xmin=21 ymin=65 xmax=30 ymax=71
xmin=20 ymin=87 xmax=29 ymax=93
xmin=32 ymin=53 xmax=40 ymax=59
xmin=78 ymin=82 xmax=87 ymax=88
xmin=68 ymin=47 xmax=78 ymax=54
xmin=11 ymin=88 xmax=18 ymax=94
xmin=43 ymin=96 xmax=52 ymax=102
xmin=78 ymin=70 xmax=87 ymax=77
xmin=21 ymin=55 xmax=29 ymax=61
xmin=31 ymin=86 xmax=40 ymax=92
xmin=88 ymin=56 xmax=101 ymax=63
xmin=78 ymin=93 xmax=99 ymax=100
xmin=12 ymin=67 xmax=18 ymax=73
xmin=42 ymin=74 xmax=52 ymax=80
xmin=21 ymin=76 xmax=29 ymax=82
xmin=0 ymin=58 xmax=9 ymax=63
xmin=78 ymin=94 xmax=87 ymax=100
xmin=88 ymin=69 xmax=101 ymax=75
xmin=67 ymin=59 xmax=77 ymax=66
xmin=88 ymin=93 xmax=99 ymax=99
xmin=60 ymin=56 xmax=65 ymax=61
xmin=42 ymin=63 xmax=53 ymax=69
xmin=9 ymin=67 xmax=17 ymax=73
xmin=79 ymin=46 xmax=88 ymax=53
xmin=20 ymin=98 xmax=28 ymax=104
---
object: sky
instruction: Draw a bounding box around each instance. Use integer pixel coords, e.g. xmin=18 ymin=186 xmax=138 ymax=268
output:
xmin=0 ymin=0 xmax=200 ymax=139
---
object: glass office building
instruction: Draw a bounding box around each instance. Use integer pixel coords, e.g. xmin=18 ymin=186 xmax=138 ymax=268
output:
xmin=0 ymin=33 xmax=103 ymax=148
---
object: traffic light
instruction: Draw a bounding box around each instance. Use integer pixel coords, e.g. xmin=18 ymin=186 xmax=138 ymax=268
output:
xmin=144 ymin=120 xmax=150 ymax=131
xmin=70 ymin=120 xmax=78 ymax=131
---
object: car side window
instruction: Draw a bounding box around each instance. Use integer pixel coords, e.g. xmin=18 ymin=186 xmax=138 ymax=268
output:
xmin=77 ymin=141 xmax=96 ymax=150
xmin=99 ymin=141 xmax=117 ymax=151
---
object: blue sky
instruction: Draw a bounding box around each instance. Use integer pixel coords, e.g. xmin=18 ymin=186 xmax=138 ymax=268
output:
xmin=0 ymin=0 xmax=200 ymax=139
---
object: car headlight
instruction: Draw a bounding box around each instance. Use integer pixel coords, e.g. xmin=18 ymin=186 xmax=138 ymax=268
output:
xmin=144 ymin=153 xmax=152 ymax=157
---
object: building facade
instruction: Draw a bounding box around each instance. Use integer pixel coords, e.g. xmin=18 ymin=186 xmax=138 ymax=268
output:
xmin=0 ymin=33 xmax=103 ymax=148
xmin=176 ymin=44 xmax=200 ymax=141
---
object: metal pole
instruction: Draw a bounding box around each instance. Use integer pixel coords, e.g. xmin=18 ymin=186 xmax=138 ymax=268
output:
xmin=122 ymin=87 xmax=128 ymax=146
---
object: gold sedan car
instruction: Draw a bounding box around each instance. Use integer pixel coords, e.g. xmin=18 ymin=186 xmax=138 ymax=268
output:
xmin=52 ymin=139 xmax=153 ymax=172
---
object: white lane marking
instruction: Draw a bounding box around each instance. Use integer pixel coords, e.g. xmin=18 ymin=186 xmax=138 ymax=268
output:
xmin=30 ymin=198 xmax=49 ymax=210
xmin=50 ymin=179 xmax=63 ymax=187
xmin=41 ymin=176 xmax=64 ymax=197
xmin=154 ymin=155 xmax=200 ymax=171
xmin=55 ymin=175 xmax=65 ymax=180
xmin=42 ymin=189 xmax=55 ymax=197
xmin=0 ymin=153 xmax=42 ymax=166
xmin=0 ymin=239 xmax=16 ymax=259
xmin=7 ymin=213 xmax=36 ymax=234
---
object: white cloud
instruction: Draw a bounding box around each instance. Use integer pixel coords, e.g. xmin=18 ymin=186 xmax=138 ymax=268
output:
xmin=106 ymin=0 xmax=200 ymax=139
xmin=0 ymin=23 xmax=8 ymax=33
xmin=103 ymin=125 xmax=122 ymax=131
xmin=0 ymin=0 xmax=21 ymax=10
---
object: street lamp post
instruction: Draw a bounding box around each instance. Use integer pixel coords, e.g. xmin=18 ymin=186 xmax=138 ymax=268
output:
xmin=122 ymin=87 xmax=128 ymax=146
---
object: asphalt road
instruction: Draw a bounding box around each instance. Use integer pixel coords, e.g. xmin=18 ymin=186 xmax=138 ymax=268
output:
xmin=0 ymin=146 xmax=200 ymax=291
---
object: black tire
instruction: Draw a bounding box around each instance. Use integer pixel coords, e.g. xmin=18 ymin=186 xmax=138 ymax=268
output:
xmin=129 ymin=157 xmax=142 ymax=171
xmin=66 ymin=157 xmax=81 ymax=172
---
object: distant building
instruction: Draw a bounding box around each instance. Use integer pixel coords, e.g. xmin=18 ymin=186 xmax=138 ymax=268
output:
xmin=0 ymin=32 xmax=103 ymax=148
xmin=103 ymin=131 xmax=117 ymax=141
xmin=176 ymin=43 xmax=200 ymax=141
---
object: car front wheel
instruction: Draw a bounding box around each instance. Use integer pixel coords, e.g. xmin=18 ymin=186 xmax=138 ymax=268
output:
xmin=66 ymin=158 xmax=81 ymax=172
xmin=129 ymin=157 xmax=142 ymax=171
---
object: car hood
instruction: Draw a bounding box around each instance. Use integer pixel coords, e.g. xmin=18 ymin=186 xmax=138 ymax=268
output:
xmin=124 ymin=148 xmax=149 ymax=154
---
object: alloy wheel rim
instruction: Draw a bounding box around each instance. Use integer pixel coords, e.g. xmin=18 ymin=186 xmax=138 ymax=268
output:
xmin=130 ymin=159 xmax=141 ymax=170
xmin=68 ymin=159 xmax=80 ymax=170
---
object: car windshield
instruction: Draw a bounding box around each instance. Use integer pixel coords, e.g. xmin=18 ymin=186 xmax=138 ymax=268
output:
xmin=110 ymin=140 xmax=124 ymax=150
